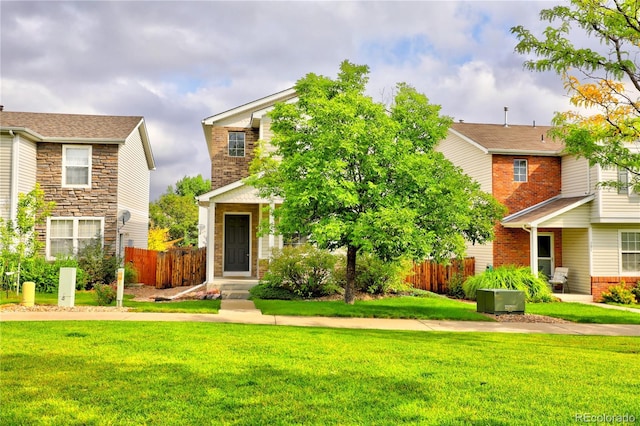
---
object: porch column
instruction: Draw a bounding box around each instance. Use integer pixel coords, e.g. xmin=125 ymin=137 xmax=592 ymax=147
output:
xmin=268 ymin=202 xmax=275 ymax=252
xmin=530 ymin=226 xmax=539 ymax=277
xmin=206 ymin=201 xmax=216 ymax=286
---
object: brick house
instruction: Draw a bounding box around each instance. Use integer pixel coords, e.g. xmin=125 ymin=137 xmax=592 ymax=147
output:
xmin=437 ymin=122 xmax=640 ymax=300
xmin=198 ymin=89 xmax=296 ymax=282
xmin=0 ymin=111 xmax=156 ymax=259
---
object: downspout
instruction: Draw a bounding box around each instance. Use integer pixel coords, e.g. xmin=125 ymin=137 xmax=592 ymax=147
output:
xmin=9 ymin=130 xmax=19 ymax=222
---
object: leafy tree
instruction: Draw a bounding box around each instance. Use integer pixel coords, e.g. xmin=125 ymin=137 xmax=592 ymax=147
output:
xmin=512 ymin=0 xmax=640 ymax=191
xmin=149 ymin=175 xmax=210 ymax=247
xmin=249 ymin=60 xmax=506 ymax=304
xmin=0 ymin=183 xmax=55 ymax=290
xmin=148 ymin=227 xmax=172 ymax=251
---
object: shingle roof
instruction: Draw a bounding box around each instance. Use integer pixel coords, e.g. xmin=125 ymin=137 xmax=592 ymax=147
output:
xmin=0 ymin=111 xmax=143 ymax=140
xmin=449 ymin=122 xmax=564 ymax=154
xmin=501 ymin=195 xmax=594 ymax=227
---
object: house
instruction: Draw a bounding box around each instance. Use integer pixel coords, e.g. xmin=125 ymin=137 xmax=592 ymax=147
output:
xmin=198 ymin=89 xmax=297 ymax=283
xmin=436 ymin=121 xmax=640 ymax=300
xmin=0 ymin=111 xmax=156 ymax=259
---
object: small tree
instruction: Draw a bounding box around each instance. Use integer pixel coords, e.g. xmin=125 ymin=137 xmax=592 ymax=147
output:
xmin=0 ymin=184 xmax=55 ymax=292
xmin=250 ymin=61 xmax=506 ymax=304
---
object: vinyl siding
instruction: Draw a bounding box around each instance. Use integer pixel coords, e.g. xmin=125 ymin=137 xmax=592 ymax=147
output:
xmin=436 ymin=132 xmax=492 ymax=192
xmin=540 ymin=203 xmax=592 ymax=228
xmin=260 ymin=116 xmax=277 ymax=154
xmin=561 ymin=228 xmax=591 ymax=294
xmin=466 ymin=242 xmax=494 ymax=274
xmin=117 ymin=126 xmax=150 ymax=249
xmin=591 ymin=224 xmax=640 ymax=276
xmin=593 ymin=167 xmax=640 ymax=221
xmin=561 ymin=156 xmax=590 ymax=196
xmin=0 ymin=135 xmax=12 ymax=220
xmin=17 ymin=138 xmax=37 ymax=194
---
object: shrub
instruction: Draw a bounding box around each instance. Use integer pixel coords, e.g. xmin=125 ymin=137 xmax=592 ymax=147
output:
xmin=77 ymin=236 xmax=120 ymax=289
xmin=632 ymin=282 xmax=640 ymax=304
xmin=462 ymin=265 xmax=553 ymax=302
xmin=19 ymin=257 xmax=87 ymax=293
xmin=601 ymin=283 xmax=636 ymax=305
xmin=94 ymin=284 xmax=116 ymax=305
xmin=261 ymin=245 xmax=339 ymax=298
xmin=124 ymin=263 xmax=138 ymax=287
xmin=249 ymin=283 xmax=299 ymax=300
xmin=446 ymin=273 xmax=466 ymax=299
xmin=334 ymin=253 xmax=413 ymax=295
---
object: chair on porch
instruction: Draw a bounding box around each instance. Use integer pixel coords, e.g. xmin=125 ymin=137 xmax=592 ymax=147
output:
xmin=549 ymin=267 xmax=569 ymax=293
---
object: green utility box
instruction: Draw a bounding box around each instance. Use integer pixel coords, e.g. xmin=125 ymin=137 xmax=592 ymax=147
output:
xmin=476 ymin=289 xmax=525 ymax=315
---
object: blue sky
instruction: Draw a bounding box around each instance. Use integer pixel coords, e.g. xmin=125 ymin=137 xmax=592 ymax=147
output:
xmin=1 ymin=1 xmax=569 ymax=200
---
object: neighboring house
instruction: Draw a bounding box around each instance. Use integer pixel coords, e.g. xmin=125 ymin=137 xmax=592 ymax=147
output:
xmin=198 ymin=89 xmax=297 ymax=282
xmin=0 ymin=111 xmax=156 ymax=259
xmin=437 ymin=121 xmax=640 ymax=300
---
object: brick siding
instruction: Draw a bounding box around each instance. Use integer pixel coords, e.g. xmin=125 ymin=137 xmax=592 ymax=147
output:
xmin=591 ymin=276 xmax=640 ymax=302
xmin=36 ymin=143 xmax=119 ymax=255
xmin=210 ymin=127 xmax=259 ymax=190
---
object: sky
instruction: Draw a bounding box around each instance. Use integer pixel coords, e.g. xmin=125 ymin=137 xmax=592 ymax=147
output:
xmin=1 ymin=0 xmax=573 ymax=201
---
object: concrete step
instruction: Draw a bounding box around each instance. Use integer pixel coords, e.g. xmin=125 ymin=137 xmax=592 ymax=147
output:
xmin=214 ymin=283 xmax=258 ymax=291
xmin=221 ymin=290 xmax=251 ymax=300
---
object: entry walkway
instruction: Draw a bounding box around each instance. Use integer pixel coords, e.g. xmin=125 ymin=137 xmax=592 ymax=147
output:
xmin=1 ymin=298 xmax=639 ymax=336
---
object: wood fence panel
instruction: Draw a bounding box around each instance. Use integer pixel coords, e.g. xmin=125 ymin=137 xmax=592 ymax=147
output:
xmin=406 ymin=258 xmax=475 ymax=294
xmin=126 ymin=247 xmax=206 ymax=288
xmin=125 ymin=247 xmax=157 ymax=286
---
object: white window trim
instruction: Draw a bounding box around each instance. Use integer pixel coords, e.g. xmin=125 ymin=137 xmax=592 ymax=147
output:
xmin=619 ymin=229 xmax=640 ymax=276
xmin=62 ymin=144 xmax=92 ymax=188
xmin=228 ymin=132 xmax=246 ymax=158
xmin=514 ymin=159 xmax=528 ymax=183
xmin=46 ymin=217 xmax=104 ymax=260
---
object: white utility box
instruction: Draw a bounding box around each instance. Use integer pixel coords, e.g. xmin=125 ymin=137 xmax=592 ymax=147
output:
xmin=58 ymin=267 xmax=76 ymax=307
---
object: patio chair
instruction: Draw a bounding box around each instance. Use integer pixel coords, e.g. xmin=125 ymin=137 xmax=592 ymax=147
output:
xmin=549 ymin=267 xmax=569 ymax=293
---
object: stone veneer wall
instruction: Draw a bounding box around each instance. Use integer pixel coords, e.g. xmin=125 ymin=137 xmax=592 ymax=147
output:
xmin=36 ymin=143 xmax=119 ymax=255
xmin=210 ymin=127 xmax=260 ymax=190
xmin=591 ymin=276 xmax=639 ymax=302
xmin=491 ymin=155 xmax=562 ymax=269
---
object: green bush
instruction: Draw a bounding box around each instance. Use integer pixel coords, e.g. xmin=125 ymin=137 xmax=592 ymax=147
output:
xmin=601 ymin=283 xmax=636 ymax=305
xmin=334 ymin=253 xmax=413 ymax=295
xmin=261 ymin=245 xmax=339 ymax=298
xmin=124 ymin=263 xmax=138 ymax=286
xmin=19 ymin=257 xmax=87 ymax=293
xmin=632 ymin=282 xmax=640 ymax=304
xmin=94 ymin=284 xmax=116 ymax=305
xmin=446 ymin=273 xmax=466 ymax=299
xmin=249 ymin=283 xmax=299 ymax=300
xmin=462 ymin=265 xmax=553 ymax=302
xmin=77 ymin=236 xmax=120 ymax=289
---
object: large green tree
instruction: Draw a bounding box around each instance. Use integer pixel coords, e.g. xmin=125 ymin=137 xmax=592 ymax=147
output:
xmin=250 ymin=61 xmax=505 ymax=304
xmin=512 ymin=0 xmax=640 ymax=191
xmin=149 ymin=175 xmax=210 ymax=247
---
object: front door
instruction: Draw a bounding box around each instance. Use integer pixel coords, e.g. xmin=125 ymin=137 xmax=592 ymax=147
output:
xmin=224 ymin=215 xmax=250 ymax=273
xmin=537 ymin=233 xmax=554 ymax=278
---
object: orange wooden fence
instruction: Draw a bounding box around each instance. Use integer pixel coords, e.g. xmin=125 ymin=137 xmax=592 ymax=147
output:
xmin=406 ymin=257 xmax=475 ymax=294
xmin=125 ymin=247 xmax=207 ymax=289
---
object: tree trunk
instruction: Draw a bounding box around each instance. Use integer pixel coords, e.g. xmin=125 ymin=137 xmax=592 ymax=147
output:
xmin=344 ymin=245 xmax=357 ymax=304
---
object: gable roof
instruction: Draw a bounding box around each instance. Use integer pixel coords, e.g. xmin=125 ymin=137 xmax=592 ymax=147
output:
xmin=449 ymin=122 xmax=564 ymax=155
xmin=1 ymin=111 xmax=155 ymax=170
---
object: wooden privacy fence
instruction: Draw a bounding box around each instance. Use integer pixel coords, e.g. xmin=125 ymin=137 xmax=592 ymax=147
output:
xmin=406 ymin=257 xmax=475 ymax=294
xmin=125 ymin=247 xmax=207 ymax=289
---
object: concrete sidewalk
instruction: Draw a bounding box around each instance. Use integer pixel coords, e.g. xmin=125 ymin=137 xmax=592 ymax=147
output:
xmin=2 ymin=300 xmax=639 ymax=336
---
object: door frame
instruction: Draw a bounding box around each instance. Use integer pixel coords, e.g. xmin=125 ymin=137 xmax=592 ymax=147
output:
xmin=222 ymin=212 xmax=252 ymax=277
xmin=537 ymin=232 xmax=554 ymax=278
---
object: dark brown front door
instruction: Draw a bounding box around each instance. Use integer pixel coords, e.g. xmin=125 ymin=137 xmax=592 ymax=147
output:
xmin=224 ymin=215 xmax=250 ymax=272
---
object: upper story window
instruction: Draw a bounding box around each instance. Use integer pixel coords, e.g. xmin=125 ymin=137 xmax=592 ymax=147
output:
xmin=514 ymin=159 xmax=528 ymax=182
xmin=47 ymin=217 xmax=103 ymax=259
xmin=618 ymin=167 xmax=629 ymax=194
xmin=228 ymin=132 xmax=245 ymax=157
xmin=62 ymin=145 xmax=92 ymax=188
xmin=621 ymin=231 xmax=640 ymax=273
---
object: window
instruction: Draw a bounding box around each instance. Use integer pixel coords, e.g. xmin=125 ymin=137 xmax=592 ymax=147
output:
xmin=48 ymin=217 xmax=103 ymax=258
xmin=621 ymin=231 xmax=640 ymax=273
xmin=618 ymin=167 xmax=629 ymax=194
xmin=62 ymin=145 xmax=92 ymax=187
xmin=514 ymin=159 xmax=527 ymax=182
xmin=228 ymin=132 xmax=245 ymax=157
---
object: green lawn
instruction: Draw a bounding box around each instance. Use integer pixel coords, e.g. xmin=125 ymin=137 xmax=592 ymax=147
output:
xmin=526 ymin=302 xmax=640 ymax=324
xmin=0 ymin=291 xmax=220 ymax=313
xmin=253 ymin=295 xmax=494 ymax=321
xmin=1 ymin=321 xmax=638 ymax=425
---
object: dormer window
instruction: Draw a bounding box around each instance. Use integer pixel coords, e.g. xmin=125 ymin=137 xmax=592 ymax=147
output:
xmin=514 ymin=159 xmax=527 ymax=182
xmin=62 ymin=145 xmax=92 ymax=188
xmin=228 ymin=132 xmax=245 ymax=157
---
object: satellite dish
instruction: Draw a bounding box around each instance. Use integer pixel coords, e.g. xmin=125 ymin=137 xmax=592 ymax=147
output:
xmin=119 ymin=210 xmax=131 ymax=225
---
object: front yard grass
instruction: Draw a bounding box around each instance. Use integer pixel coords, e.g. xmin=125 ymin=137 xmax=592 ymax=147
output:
xmin=1 ymin=321 xmax=638 ymax=425
xmin=526 ymin=302 xmax=640 ymax=324
xmin=0 ymin=291 xmax=220 ymax=313
xmin=253 ymin=295 xmax=494 ymax=321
